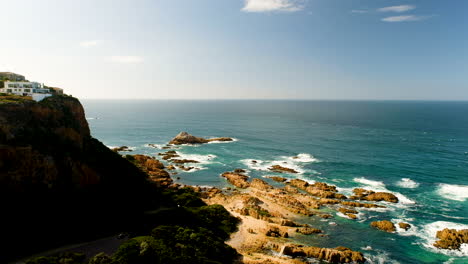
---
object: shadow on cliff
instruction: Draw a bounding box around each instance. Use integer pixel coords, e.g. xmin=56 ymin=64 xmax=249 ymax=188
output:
xmin=0 ymin=96 xmax=163 ymax=262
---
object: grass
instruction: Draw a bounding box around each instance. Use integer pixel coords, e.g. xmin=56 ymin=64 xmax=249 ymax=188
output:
xmin=0 ymin=93 xmax=33 ymax=103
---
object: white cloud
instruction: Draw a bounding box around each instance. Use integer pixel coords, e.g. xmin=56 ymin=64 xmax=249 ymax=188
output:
xmin=109 ymin=56 xmax=144 ymax=63
xmin=381 ymin=15 xmax=427 ymax=22
xmin=242 ymin=0 xmax=305 ymax=13
xmin=79 ymin=40 xmax=100 ymax=47
xmin=378 ymin=5 xmax=416 ymax=13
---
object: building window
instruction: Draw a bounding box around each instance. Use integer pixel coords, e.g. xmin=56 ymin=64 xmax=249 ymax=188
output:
xmin=24 ymin=89 xmax=31 ymax=93
xmin=7 ymin=89 xmax=12 ymax=93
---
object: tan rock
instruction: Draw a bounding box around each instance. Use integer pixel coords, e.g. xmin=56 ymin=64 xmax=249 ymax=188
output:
xmin=433 ymin=228 xmax=468 ymax=250
xmin=370 ymin=220 xmax=396 ymax=232
xmin=398 ymin=222 xmax=411 ymax=231
xmin=250 ymin=178 xmax=273 ymax=191
xmin=281 ymin=244 xmax=365 ymax=263
xmin=269 ymin=165 xmax=299 ymax=174
xmin=267 ymin=176 xmax=288 ymax=183
xmin=296 ymin=227 xmax=322 ymax=235
xmin=222 ymin=172 xmax=250 ymax=188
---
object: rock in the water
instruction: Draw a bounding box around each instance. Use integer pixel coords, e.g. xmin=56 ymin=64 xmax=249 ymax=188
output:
xmin=112 ymin=146 xmax=132 ymax=152
xmin=234 ymin=168 xmax=246 ymax=173
xmin=168 ymin=132 xmax=232 ymax=145
xmin=352 ymin=188 xmax=398 ymax=203
xmin=269 ymin=165 xmax=299 ymax=174
xmin=221 ymin=172 xmax=250 ymax=188
xmin=398 ymin=222 xmax=411 ymax=231
xmin=281 ymin=244 xmax=365 ymax=263
xmin=170 ymin=159 xmax=199 ymax=164
xmin=433 ymin=228 xmax=468 ymax=250
xmin=370 ymin=220 xmax=396 ymax=232
xmin=296 ymin=227 xmax=323 ymax=235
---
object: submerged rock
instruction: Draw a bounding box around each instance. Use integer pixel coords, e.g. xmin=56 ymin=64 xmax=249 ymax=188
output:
xmin=370 ymin=220 xmax=396 ymax=232
xmin=433 ymin=228 xmax=468 ymax=250
xmin=112 ymin=146 xmax=132 ymax=152
xmin=267 ymin=176 xmax=288 ymax=182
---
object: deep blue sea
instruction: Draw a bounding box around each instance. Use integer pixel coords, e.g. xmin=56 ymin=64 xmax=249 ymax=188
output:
xmin=82 ymin=100 xmax=468 ymax=264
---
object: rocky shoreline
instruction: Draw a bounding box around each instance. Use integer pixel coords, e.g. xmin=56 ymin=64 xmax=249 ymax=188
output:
xmin=122 ymin=132 xmax=468 ymax=263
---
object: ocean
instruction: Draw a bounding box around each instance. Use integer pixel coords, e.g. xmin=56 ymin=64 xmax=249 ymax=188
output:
xmin=81 ymin=100 xmax=468 ymax=264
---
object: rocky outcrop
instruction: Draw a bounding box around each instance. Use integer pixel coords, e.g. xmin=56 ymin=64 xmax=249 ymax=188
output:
xmin=289 ymin=179 xmax=347 ymax=200
xmin=112 ymin=146 xmax=132 ymax=152
xmin=168 ymin=132 xmax=232 ymax=145
xmin=433 ymin=228 xmax=468 ymax=250
xmin=131 ymin=155 xmax=172 ymax=187
xmin=351 ymin=188 xmax=398 ymax=203
xmin=265 ymin=226 xmax=289 ymax=238
xmin=340 ymin=201 xmax=386 ymax=209
xmin=398 ymin=222 xmax=411 ymax=231
xmin=159 ymin=150 xmax=180 ymax=160
xmin=222 ymin=172 xmax=250 ymax=188
xmin=370 ymin=220 xmax=396 ymax=232
xmin=296 ymin=227 xmax=322 ymax=235
xmin=269 ymin=165 xmax=299 ymax=174
xmin=267 ymin=176 xmax=288 ymax=182
xmin=338 ymin=208 xmax=358 ymax=219
xmin=171 ymin=159 xmax=199 ymax=164
xmin=281 ymin=244 xmax=365 ymax=263
xmin=250 ymin=178 xmax=273 ymax=191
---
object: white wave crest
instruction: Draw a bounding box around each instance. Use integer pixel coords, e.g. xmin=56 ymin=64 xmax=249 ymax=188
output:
xmin=396 ymin=178 xmax=420 ymax=189
xmin=420 ymin=221 xmax=468 ymax=257
xmin=437 ymin=184 xmax=468 ymax=202
xmin=174 ymin=152 xmax=217 ymax=171
xmin=283 ymin=153 xmax=320 ymax=163
xmin=207 ymin=138 xmax=239 ymax=144
xmin=353 ymin=177 xmax=416 ymax=206
xmin=240 ymin=153 xmax=319 ymax=175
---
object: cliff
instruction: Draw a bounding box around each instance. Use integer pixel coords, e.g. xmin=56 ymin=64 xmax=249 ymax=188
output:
xmin=0 ymin=96 xmax=155 ymax=262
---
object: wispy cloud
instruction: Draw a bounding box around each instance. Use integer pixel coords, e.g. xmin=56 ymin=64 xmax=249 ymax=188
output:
xmin=109 ymin=56 xmax=144 ymax=63
xmin=378 ymin=5 xmax=416 ymax=13
xmin=381 ymin=15 xmax=429 ymax=22
xmin=79 ymin=40 xmax=100 ymax=48
xmin=242 ymin=0 xmax=305 ymax=13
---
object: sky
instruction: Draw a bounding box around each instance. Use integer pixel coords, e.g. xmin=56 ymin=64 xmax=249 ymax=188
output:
xmin=0 ymin=0 xmax=467 ymax=100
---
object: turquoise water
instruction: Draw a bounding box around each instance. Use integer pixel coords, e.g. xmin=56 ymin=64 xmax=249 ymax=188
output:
xmin=82 ymin=100 xmax=468 ymax=264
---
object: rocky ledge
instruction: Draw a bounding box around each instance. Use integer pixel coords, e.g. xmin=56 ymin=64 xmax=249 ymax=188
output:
xmin=168 ymin=131 xmax=233 ymax=145
xmin=433 ymin=228 xmax=468 ymax=250
xmin=281 ymin=244 xmax=365 ymax=263
xmin=370 ymin=220 xmax=396 ymax=232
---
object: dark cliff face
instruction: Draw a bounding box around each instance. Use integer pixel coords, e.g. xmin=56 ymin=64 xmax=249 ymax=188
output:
xmin=0 ymin=96 xmax=155 ymax=262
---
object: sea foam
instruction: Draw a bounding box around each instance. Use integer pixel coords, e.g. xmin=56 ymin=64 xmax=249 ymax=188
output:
xmin=240 ymin=153 xmax=318 ymax=175
xmin=437 ymin=184 xmax=468 ymax=202
xmin=353 ymin=177 xmax=416 ymax=205
xmin=396 ymin=178 xmax=420 ymax=189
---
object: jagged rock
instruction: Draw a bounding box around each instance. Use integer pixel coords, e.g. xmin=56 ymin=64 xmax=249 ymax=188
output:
xmin=250 ymin=178 xmax=273 ymax=191
xmin=177 ymin=165 xmax=195 ymax=171
xmin=267 ymin=176 xmax=288 ymax=182
xmin=318 ymin=214 xmax=333 ymax=219
xmin=433 ymin=228 xmax=468 ymax=250
xmin=269 ymin=165 xmax=299 ymax=174
xmin=265 ymin=227 xmax=288 ymax=238
xmin=341 ymin=201 xmax=386 ymax=208
xmin=281 ymin=244 xmax=365 ymax=263
xmin=112 ymin=146 xmax=132 ymax=152
xmin=170 ymin=159 xmax=199 ymax=164
xmin=352 ymin=188 xmax=398 ymax=203
xmin=221 ymin=172 xmax=250 ymax=188
xmin=239 ymin=204 xmax=271 ymax=221
xmin=370 ymin=220 xmax=396 ymax=232
xmin=296 ymin=227 xmax=323 ymax=235
xmin=280 ymin=219 xmax=302 ymax=227
xmin=208 ymin=137 xmax=233 ymax=142
xmin=399 ymin=222 xmax=411 ymax=231
xmin=338 ymin=208 xmax=358 ymax=215
xmin=166 ymin=165 xmax=176 ymax=170
xmin=234 ymin=168 xmax=246 ymax=173
xmin=168 ymin=132 xmax=232 ymax=145
xmin=364 ymin=192 xmax=398 ymax=203
xmin=289 ymin=180 xmax=347 ymax=200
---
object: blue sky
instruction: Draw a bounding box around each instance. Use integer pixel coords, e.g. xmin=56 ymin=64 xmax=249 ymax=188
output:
xmin=0 ymin=0 xmax=466 ymax=100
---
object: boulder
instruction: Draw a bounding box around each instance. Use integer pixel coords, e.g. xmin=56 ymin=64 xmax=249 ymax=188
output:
xmin=398 ymin=222 xmax=411 ymax=231
xmin=265 ymin=226 xmax=288 ymax=238
xmin=170 ymin=159 xmax=199 ymax=164
xmin=269 ymin=165 xmax=299 ymax=174
xmin=433 ymin=228 xmax=468 ymax=250
xmin=221 ymin=172 xmax=250 ymax=188
xmin=234 ymin=168 xmax=246 ymax=173
xmin=364 ymin=192 xmax=399 ymax=203
xmin=281 ymin=244 xmax=365 ymax=263
xmin=370 ymin=220 xmax=396 ymax=232
xmin=112 ymin=146 xmax=132 ymax=152
xmin=267 ymin=176 xmax=288 ymax=182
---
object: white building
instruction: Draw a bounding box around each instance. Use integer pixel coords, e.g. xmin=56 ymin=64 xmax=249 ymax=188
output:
xmin=0 ymin=81 xmax=52 ymax=101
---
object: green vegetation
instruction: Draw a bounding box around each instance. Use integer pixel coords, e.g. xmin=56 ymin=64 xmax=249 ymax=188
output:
xmin=0 ymin=93 xmax=33 ymax=103
xmin=25 ymin=188 xmax=240 ymax=264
